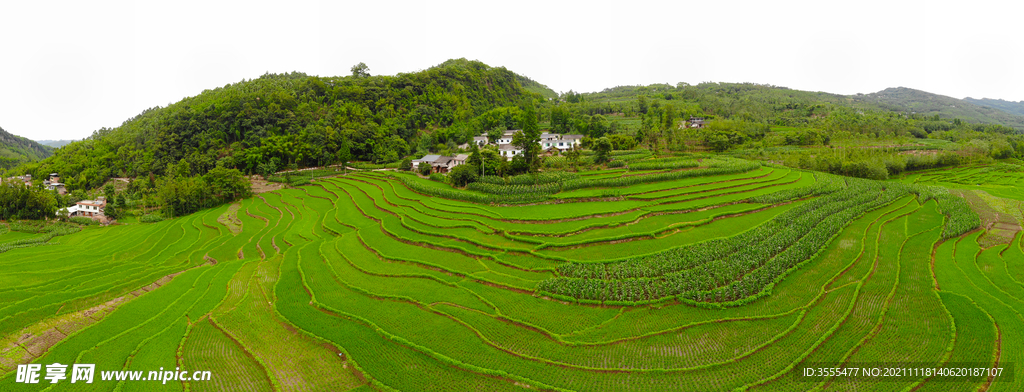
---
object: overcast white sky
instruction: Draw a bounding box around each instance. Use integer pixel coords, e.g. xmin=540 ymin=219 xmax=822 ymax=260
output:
xmin=1 ymin=0 xmax=1022 ymax=141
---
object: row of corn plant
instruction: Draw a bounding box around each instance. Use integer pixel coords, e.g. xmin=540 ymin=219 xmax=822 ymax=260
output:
xmin=538 ymin=175 xmax=972 ymax=304
xmin=475 ymin=172 xmax=581 ymax=186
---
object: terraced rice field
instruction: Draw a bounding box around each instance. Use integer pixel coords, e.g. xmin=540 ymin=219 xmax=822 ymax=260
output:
xmin=900 ymin=163 xmax=1024 ymax=201
xmin=2 ymin=160 xmax=1018 ymax=391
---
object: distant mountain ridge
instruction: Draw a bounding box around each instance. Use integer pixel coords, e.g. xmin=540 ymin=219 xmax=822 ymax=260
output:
xmin=963 ymin=97 xmax=1024 ymax=118
xmin=0 ymin=126 xmax=53 ymax=170
xmin=854 ymin=87 xmax=1024 ymax=130
xmin=35 ymin=139 xmax=77 ymax=148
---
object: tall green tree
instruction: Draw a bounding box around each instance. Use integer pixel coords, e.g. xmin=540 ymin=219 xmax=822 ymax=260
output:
xmin=351 ymin=62 xmax=370 ymax=78
xmin=519 ymin=101 xmax=538 ymax=133
xmin=593 ymin=137 xmax=613 ymax=164
xmin=512 ymin=128 xmax=541 ymax=172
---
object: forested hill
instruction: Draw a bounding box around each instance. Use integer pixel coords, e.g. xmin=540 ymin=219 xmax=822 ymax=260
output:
xmin=855 ymin=87 xmax=1024 ymax=130
xmin=12 ymin=58 xmax=549 ymax=190
xmin=964 ymin=97 xmax=1024 ymax=117
xmin=0 ymin=126 xmax=52 ymax=170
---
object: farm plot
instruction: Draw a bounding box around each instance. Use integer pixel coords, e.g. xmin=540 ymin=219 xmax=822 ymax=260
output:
xmin=4 ymin=157 xmax=1014 ymax=391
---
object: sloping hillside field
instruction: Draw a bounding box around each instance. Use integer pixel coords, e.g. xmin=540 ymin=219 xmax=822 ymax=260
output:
xmin=5 ymin=159 xmax=1020 ymax=391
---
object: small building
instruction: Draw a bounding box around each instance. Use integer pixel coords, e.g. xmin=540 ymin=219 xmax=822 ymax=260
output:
xmin=432 ymin=156 xmax=456 ymax=173
xmin=472 ymin=135 xmax=489 ymax=146
xmin=412 ymin=155 xmax=442 ymax=170
xmin=497 ymin=130 xmax=521 ymax=145
xmin=46 ymin=182 xmax=68 ymax=195
xmin=554 ymin=134 xmax=584 ymax=151
xmin=499 ymin=144 xmax=523 ymax=159
xmin=688 ymin=116 xmax=707 ymax=129
xmin=61 ymin=198 xmax=107 ymax=220
xmin=49 ymin=173 xmax=60 ymax=183
xmin=451 ymin=154 xmax=469 ymax=167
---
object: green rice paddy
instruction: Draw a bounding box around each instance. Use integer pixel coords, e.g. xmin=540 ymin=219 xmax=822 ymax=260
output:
xmin=1 ymin=161 xmax=1017 ymax=391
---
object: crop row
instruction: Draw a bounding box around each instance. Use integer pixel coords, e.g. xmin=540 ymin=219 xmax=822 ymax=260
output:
xmin=393 ymin=174 xmax=550 ymax=204
xmin=348 ymin=161 xmax=401 ymax=170
xmin=911 ymin=187 xmax=980 ymax=238
xmin=539 ymin=177 xmax=911 ymax=304
xmin=626 ymin=158 xmax=699 ymax=171
xmin=462 ymin=159 xmax=762 ymax=198
xmin=476 ymin=171 xmax=581 ymax=186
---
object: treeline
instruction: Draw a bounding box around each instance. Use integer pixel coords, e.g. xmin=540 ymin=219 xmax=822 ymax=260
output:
xmin=131 ymin=166 xmax=252 ymax=218
xmin=772 ymin=149 xmax=965 ymax=180
xmin=537 ymin=82 xmax=1021 ymax=154
xmin=0 ymin=165 xmax=249 ymax=221
xmin=0 ymin=184 xmax=58 ymax=220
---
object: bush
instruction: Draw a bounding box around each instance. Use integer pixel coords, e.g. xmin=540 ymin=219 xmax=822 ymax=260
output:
xmin=399 ymin=158 xmax=413 ymax=171
xmin=448 ymin=164 xmax=479 ymax=187
xmin=70 ymin=217 xmax=100 ymax=226
xmin=607 ymin=160 xmax=626 ymax=168
xmin=418 ymin=162 xmax=432 ymax=176
xmin=593 ymin=137 xmax=613 ymax=164
xmin=140 ymin=213 xmax=165 ymax=223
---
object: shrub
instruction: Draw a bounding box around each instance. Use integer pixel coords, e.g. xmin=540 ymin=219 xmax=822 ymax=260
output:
xmin=448 ymin=164 xmax=479 ymax=187
xmin=140 ymin=213 xmax=165 ymax=223
xmin=593 ymin=137 xmax=613 ymax=164
xmin=70 ymin=217 xmax=100 ymax=226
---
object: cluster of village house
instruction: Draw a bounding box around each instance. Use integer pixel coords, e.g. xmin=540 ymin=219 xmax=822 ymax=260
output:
xmin=2 ymin=173 xmax=108 ymax=221
xmin=4 ymin=173 xmax=67 ymax=195
xmin=412 ymin=130 xmax=585 ymax=173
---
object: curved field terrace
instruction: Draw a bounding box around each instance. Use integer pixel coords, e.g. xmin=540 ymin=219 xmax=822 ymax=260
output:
xmin=3 ymin=159 xmax=1018 ymax=391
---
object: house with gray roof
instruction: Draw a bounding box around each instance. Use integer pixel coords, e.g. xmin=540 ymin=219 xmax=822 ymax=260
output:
xmin=412 ymin=155 xmax=441 ymax=170
xmin=498 ymin=144 xmax=523 ymax=160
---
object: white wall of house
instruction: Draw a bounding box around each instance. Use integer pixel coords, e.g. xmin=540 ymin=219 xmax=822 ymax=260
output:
xmin=500 ymin=149 xmax=523 ymax=159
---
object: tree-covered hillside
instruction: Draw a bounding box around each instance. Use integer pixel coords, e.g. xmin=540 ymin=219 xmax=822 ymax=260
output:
xmin=10 ymin=59 xmax=548 ymax=190
xmin=10 ymin=59 xmax=1024 ymax=192
xmin=0 ymin=126 xmax=52 ymax=170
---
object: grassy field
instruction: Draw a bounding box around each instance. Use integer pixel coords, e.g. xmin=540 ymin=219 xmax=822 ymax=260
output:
xmin=3 ymin=158 xmax=1019 ymax=391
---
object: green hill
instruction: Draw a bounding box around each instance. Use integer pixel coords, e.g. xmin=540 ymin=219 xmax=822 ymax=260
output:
xmin=17 ymin=58 xmax=550 ymax=189
xmin=0 ymin=126 xmax=52 ymax=171
xmin=964 ymin=96 xmax=1024 ymax=117
xmin=856 ymin=87 xmax=1024 ymax=130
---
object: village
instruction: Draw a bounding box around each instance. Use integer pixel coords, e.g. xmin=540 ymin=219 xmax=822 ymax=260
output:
xmin=411 ymin=130 xmax=585 ymax=174
xmin=2 ymin=172 xmax=110 ymax=223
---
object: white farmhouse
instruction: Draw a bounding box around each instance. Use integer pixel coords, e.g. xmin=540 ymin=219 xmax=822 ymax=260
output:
xmin=557 ymin=134 xmax=585 ymax=151
xmin=499 ymin=144 xmax=523 ymax=159
xmin=496 ymin=130 xmax=521 ymax=145
xmin=451 ymin=154 xmax=470 ymax=167
xmin=59 ymin=198 xmax=107 ymax=220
